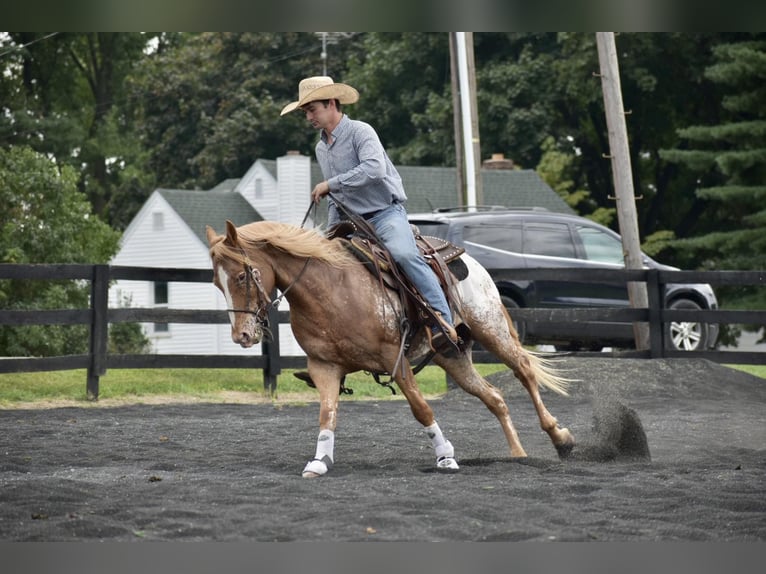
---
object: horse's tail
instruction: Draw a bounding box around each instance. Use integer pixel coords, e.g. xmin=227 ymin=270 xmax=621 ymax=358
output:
xmin=524 ymin=350 xmax=572 ymax=396
xmin=502 ymin=304 xmax=572 ymax=396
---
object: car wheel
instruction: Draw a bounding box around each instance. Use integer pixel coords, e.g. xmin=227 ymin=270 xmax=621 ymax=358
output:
xmin=500 ymin=295 xmax=526 ymax=343
xmin=666 ymin=299 xmax=708 ymax=351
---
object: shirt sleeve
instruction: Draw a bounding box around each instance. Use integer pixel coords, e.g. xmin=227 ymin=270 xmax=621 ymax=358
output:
xmin=327 ymin=122 xmax=387 ymax=191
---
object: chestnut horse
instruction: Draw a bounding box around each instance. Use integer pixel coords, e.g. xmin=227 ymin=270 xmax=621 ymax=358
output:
xmin=206 ymin=220 xmax=575 ymax=477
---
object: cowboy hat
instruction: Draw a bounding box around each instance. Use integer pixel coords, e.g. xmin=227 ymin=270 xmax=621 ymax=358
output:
xmin=280 ymin=76 xmax=359 ymax=116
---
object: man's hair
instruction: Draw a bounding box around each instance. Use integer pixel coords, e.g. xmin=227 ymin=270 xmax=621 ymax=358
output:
xmin=318 ymin=99 xmax=342 ymax=112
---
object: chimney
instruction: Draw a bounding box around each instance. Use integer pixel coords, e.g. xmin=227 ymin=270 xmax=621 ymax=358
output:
xmin=482 ymin=153 xmax=515 ymax=170
xmin=277 ymin=151 xmax=311 ymax=225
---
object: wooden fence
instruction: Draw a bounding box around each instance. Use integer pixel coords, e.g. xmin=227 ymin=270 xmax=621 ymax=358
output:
xmin=1 ymin=263 xmax=764 ymax=399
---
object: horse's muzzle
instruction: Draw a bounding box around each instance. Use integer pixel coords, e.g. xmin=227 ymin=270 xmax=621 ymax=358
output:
xmin=233 ymin=325 xmax=263 ymax=348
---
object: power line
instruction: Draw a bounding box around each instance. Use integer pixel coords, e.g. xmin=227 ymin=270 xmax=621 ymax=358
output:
xmin=0 ymin=32 xmax=61 ymax=59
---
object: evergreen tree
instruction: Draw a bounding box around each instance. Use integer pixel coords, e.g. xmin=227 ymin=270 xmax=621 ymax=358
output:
xmin=660 ymin=36 xmax=766 ymax=273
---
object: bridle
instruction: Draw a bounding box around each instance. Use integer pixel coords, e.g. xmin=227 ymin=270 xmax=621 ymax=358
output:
xmin=225 ymin=246 xmax=311 ymax=330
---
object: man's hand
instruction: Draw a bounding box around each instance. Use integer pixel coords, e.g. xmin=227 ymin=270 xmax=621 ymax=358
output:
xmin=311 ymin=181 xmax=330 ymax=204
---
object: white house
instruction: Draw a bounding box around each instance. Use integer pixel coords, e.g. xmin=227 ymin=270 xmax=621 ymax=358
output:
xmin=109 ymin=152 xmax=313 ymax=356
xmin=110 ymin=151 xmax=573 ymax=356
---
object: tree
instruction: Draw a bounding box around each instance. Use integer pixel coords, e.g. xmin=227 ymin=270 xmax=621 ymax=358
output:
xmin=660 ymin=36 xmax=766 ymax=272
xmin=128 ymin=32 xmax=367 ymax=191
xmin=0 ymin=146 xmax=121 ymax=356
xmin=0 ymin=33 xmax=154 ymax=229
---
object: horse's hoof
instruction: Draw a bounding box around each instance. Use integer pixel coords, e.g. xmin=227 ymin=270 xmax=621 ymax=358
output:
xmin=555 ymin=428 xmax=576 ymax=460
xmin=436 ymin=456 xmax=460 ymax=472
xmin=301 ymin=456 xmax=331 ymax=478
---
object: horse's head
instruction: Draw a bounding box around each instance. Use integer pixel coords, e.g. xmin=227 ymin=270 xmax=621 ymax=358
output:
xmin=206 ymin=220 xmax=274 ymax=348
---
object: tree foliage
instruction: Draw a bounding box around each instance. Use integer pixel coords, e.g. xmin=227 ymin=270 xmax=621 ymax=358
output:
xmin=660 ymin=36 xmax=766 ymax=271
xmin=0 ymin=32 xmax=156 ymax=229
xmin=0 ymin=146 xmax=121 ymax=356
xmin=2 ymin=32 xmax=763 ymax=281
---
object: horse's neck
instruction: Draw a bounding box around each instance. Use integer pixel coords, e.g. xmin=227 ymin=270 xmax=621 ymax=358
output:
xmin=269 ymin=252 xmax=320 ymax=303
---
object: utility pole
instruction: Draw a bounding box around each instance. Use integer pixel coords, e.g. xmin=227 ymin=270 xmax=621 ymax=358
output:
xmin=449 ymin=33 xmax=465 ymax=207
xmin=465 ymin=32 xmax=483 ymax=205
xmin=596 ymin=32 xmax=650 ymax=350
xmin=315 ymin=32 xmax=355 ymax=76
xmin=454 ymin=32 xmax=482 ymax=211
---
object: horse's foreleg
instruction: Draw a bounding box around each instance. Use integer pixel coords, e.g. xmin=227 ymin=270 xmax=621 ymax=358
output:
xmin=395 ymin=362 xmax=459 ymax=471
xmin=301 ymin=361 xmax=342 ymax=478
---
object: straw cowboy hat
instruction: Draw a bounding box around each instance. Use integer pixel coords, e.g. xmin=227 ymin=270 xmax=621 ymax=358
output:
xmin=280 ymin=76 xmax=359 ymax=116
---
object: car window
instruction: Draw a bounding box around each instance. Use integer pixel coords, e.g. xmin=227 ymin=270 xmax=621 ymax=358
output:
xmin=523 ymin=223 xmax=576 ymax=258
xmin=462 ymin=224 xmax=522 ymax=252
xmin=576 ymin=225 xmax=625 ymax=264
xmin=410 ymin=221 xmax=449 ymax=239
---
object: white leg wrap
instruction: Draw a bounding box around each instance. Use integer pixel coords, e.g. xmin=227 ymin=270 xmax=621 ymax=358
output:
xmin=425 ymin=422 xmax=459 ymax=471
xmin=435 ymin=440 xmax=454 ymax=460
xmin=302 ymin=430 xmax=334 ymax=478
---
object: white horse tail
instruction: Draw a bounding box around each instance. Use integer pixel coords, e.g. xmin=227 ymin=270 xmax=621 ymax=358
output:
xmin=501 ymin=304 xmax=572 ymax=396
xmin=524 ymin=350 xmax=572 ymax=396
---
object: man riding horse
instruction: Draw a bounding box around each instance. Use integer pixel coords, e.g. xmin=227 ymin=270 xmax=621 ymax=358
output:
xmin=280 ymin=76 xmax=460 ymax=354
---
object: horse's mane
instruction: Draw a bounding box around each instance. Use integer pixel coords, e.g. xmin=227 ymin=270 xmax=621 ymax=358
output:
xmin=213 ymin=221 xmax=356 ymax=268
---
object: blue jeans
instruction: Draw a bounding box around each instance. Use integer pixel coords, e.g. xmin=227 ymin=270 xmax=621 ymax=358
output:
xmin=348 ymin=203 xmax=453 ymax=327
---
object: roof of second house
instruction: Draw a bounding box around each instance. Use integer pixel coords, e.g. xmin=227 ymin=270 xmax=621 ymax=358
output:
xmin=157 ymin=188 xmax=262 ymax=245
xmin=397 ymin=166 xmax=573 ymax=214
xmin=307 ymin=163 xmax=573 ymax=220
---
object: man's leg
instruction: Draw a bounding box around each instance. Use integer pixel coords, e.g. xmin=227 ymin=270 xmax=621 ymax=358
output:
xmin=370 ymin=204 xmax=456 ymax=343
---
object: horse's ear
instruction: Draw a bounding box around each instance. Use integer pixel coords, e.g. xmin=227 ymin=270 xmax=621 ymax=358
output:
xmin=224 ymin=220 xmax=238 ymax=245
xmin=205 ymin=225 xmax=219 ymax=247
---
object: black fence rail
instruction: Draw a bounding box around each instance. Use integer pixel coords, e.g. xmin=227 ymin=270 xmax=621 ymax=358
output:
xmin=1 ymin=263 xmax=764 ymax=399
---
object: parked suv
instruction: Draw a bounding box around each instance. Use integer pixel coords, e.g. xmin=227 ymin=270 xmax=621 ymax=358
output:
xmin=408 ymin=207 xmax=719 ymax=352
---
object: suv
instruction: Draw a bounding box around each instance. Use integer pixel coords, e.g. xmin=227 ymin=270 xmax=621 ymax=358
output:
xmin=408 ymin=207 xmax=719 ymax=352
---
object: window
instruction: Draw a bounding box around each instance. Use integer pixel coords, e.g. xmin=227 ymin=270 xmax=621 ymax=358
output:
xmin=523 ymin=223 xmax=576 ymax=258
xmin=255 ymin=178 xmax=263 ymax=200
xmin=577 ymin=226 xmax=625 ymax=264
xmin=152 ymin=211 xmax=164 ymax=231
xmin=153 ymin=281 xmax=169 ymax=333
xmin=463 ymin=224 xmax=522 ymax=253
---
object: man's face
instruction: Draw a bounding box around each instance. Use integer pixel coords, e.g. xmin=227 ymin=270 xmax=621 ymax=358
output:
xmin=301 ymin=100 xmax=334 ymax=130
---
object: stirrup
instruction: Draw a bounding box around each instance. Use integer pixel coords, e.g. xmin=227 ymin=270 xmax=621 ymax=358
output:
xmin=434 ymin=312 xmax=458 ymax=343
xmin=427 ymin=329 xmax=459 ymax=355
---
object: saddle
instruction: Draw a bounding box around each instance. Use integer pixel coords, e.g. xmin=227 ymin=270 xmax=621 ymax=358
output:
xmin=327 ymin=220 xmax=469 ymax=350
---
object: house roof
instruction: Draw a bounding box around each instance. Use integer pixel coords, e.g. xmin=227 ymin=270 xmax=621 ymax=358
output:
xmin=157 ymin=188 xmax=262 ymax=244
xmin=308 ymin=163 xmax=573 ymax=217
xmin=209 ymin=178 xmax=240 ymax=192
xmin=149 ymin=160 xmax=571 ymax=239
xmin=396 ymin=166 xmax=574 ymax=214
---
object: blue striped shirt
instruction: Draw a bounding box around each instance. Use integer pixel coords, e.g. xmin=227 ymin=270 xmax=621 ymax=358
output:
xmin=315 ymin=114 xmax=407 ymax=217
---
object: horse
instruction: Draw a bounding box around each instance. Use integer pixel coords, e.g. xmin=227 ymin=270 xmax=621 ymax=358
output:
xmin=206 ymin=219 xmax=575 ymax=477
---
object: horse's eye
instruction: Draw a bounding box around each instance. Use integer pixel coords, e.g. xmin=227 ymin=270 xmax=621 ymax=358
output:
xmin=236 ymin=272 xmax=247 ymax=285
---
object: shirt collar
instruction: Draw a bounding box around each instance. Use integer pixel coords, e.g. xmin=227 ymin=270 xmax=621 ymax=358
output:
xmin=321 ymin=114 xmax=349 ymax=144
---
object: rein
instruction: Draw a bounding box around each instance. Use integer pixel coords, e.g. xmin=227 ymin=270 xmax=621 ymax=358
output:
xmin=226 ymin=246 xmax=311 ymax=327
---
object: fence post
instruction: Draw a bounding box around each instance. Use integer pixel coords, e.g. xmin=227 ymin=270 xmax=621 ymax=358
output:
xmin=261 ymin=291 xmax=281 ymax=396
xmin=646 ymin=268 xmax=664 ymax=358
xmin=87 ymin=264 xmax=110 ymax=400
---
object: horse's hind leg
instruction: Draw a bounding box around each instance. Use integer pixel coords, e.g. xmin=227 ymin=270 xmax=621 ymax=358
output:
xmin=475 ymin=309 xmax=575 ymax=458
xmin=394 ymin=362 xmax=459 ymax=471
xmin=434 ymin=354 xmax=528 ymax=458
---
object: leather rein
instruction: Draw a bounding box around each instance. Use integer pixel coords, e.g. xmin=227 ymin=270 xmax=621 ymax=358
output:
xmin=226 ymin=246 xmax=311 ymax=329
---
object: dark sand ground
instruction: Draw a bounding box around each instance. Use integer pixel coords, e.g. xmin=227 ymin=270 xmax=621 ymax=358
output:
xmin=1 ymin=357 xmax=764 ymax=542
